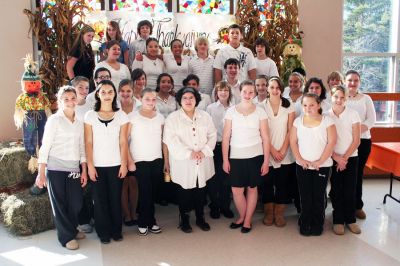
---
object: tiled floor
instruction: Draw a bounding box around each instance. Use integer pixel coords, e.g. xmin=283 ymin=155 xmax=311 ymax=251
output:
xmin=0 ymin=178 xmax=399 ymax=266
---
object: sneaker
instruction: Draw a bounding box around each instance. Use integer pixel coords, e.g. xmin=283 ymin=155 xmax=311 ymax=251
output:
xmin=78 ymin=224 xmax=93 ymax=233
xmin=149 ymin=224 xmax=162 ymax=234
xmin=138 ymin=227 xmax=148 ymax=236
xmin=75 ymin=231 xmax=86 ymax=240
xmin=333 ymin=224 xmax=345 ymax=235
xmin=65 ymin=239 xmax=79 ymax=250
xmin=347 ymin=223 xmax=361 ymax=234
xmin=355 ymin=209 xmax=366 ymax=219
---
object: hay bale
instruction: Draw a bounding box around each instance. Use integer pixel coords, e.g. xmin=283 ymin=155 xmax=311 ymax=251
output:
xmin=0 ymin=190 xmax=54 ymax=236
xmin=0 ymin=142 xmax=36 ymax=189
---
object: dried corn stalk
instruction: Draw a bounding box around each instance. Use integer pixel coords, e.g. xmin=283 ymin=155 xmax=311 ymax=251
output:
xmin=235 ymin=0 xmax=303 ymax=73
xmin=23 ymin=0 xmax=89 ymax=99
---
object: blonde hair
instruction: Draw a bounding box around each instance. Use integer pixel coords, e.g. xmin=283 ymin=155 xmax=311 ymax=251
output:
xmin=330 ymin=85 xmax=348 ymax=98
xmin=214 ymin=81 xmax=232 ymax=104
xmin=57 ymin=85 xmax=76 ymax=106
xmin=194 ymin=37 xmax=209 ymax=52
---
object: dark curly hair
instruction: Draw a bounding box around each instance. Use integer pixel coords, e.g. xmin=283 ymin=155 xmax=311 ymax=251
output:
xmin=175 ymin=87 xmax=202 ymax=107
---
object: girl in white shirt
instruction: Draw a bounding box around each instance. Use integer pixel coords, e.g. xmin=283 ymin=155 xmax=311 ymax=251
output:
xmin=156 ymin=73 xmax=177 ymax=118
xmin=345 ymin=70 xmax=376 ymax=220
xmin=128 ymin=88 xmax=164 ymax=236
xmin=222 ymin=80 xmax=270 ymax=233
xmin=36 ymin=86 xmax=87 ymax=250
xmin=206 ymin=81 xmax=234 ymax=219
xmin=290 ymin=93 xmax=337 ymax=236
xmin=282 ymin=72 xmax=304 ymax=104
xmin=94 ymin=41 xmax=131 ymax=90
xmin=119 ymin=79 xmax=139 ymax=227
xmin=259 ymin=77 xmax=295 ymax=227
xmin=254 ymin=38 xmax=279 ymax=77
xmin=72 ymin=76 xmax=91 ymax=122
xmin=327 ymin=85 xmax=361 ymax=235
xmin=131 ymin=68 xmax=146 ymax=105
xmin=84 ymin=80 xmax=129 ymax=244
xmin=164 ymin=87 xmax=217 ymax=233
xmin=183 ymin=74 xmax=211 ymax=111
xmin=295 ymin=77 xmax=331 ymax=116
xmin=131 ymin=38 xmax=165 ymax=89
xmin=254 ymin=75 xmax=269 ymax=104
xmin=164 ymin=39 xmax=190 ymax=92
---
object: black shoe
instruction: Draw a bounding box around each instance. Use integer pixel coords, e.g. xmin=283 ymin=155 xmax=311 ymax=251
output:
xmin=241 ymin=226 xmax=252 ymax=233
xmin=221 ymin=208 xmax=234 ymax=219
xmin=100 ymin=238 xmax=110 ymax=244
xmin=112 ymin=235 xmax=123 ymax=241
xmin=196 ymin=219 xmax=211 ymax=231
xmin=300 ymin=226 xmax=311 ymax=236
xmin=179 ymin=213 xmax=192 ymax=233
xmin=230 ymin=222 xmax=243 ymax=229
xmin=311 ymin=227 xmax=323 ymax=236
xmin=124 ymin=220 xmax=137 ymax=226
xmin=210 ymin=208 xmax=220 ymax=219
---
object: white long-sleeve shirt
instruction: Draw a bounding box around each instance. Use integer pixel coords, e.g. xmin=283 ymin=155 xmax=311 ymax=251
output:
xmin=163 ymin=108 xmax=217 ymax=189
xmin=346 ymin=93 xmax=376 ymax=139
xmin=131 ymin=56 xmax=165 ymax=89
xmin=38 ymin=111 xmax=86 ymax=171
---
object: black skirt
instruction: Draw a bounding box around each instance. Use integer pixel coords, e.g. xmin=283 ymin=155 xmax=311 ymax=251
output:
xmin=229 ymin=155 xmax=264 ymax=188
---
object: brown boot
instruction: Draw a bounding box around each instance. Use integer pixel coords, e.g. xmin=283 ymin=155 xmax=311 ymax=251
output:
xmin=274 ymin=204 xmax=287 ymax=227
xmin=263 ymin=203 xmax=274 ymax=226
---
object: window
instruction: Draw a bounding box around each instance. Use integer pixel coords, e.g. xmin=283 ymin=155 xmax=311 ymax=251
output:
xmin=178 ymin=0 xmax=233 ymax=14
xmin=343 ymin=0 xmax=400 ymax=123
xmin=110 ymin=0 xmax=172 ymax=13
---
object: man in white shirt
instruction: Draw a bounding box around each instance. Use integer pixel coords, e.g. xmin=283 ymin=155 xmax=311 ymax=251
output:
xmin=213 ymin=24 xmax=256 ymax=83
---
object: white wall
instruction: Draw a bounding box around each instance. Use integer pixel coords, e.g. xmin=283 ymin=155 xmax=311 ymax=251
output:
xmin=0 ymin=0 xmax=33 ymax=141
xmin=0 ymin=0 xmax=344 ymax=141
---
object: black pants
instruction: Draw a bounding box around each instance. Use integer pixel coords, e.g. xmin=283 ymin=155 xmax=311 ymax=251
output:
xmin=92 ymin=166 xmax=123 ymax=239
xmin=207 ymin=143 xmax=231 ymax=211
xmin=296 ymin=165 xmax=330 ymax=232
xmin=262 ymin=164 xmax=292 ymax=204
xmin=47 ymin=170 xmax=82 ymax=246
xmin=178 ymin=184 xmax=206 ymax=220
xmin=331 ymin=157 xmax=358 ymax=224
xmin=356 ymin=139 xmax=371 ymax=210
xmin=135 ymin=159 xmax=163 ymax=228
xmin=287 ymin=163 xmax=300 ymax=210
xmin=78 ymin=179 xmax=94 ymax=225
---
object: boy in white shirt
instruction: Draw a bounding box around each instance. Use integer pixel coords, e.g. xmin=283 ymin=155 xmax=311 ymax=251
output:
xmin=213 ymin=24 xmax=256 ymax=83
xmin=129 ymin=20 xmax=152 ymax=67
xmin=183 ymin=74 xmax=211 ymax=111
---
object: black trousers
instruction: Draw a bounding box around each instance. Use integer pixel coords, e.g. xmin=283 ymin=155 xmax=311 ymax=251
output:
xmin=178 ymin=184 xmax=206 ymax=219
xmin=356 ymin=139 xmax=371 ymax=209
xmin=207 ymin=143 xmax=231 ymax=211
xmin=287 ymin=163 xmax=300 ymax=210
xmin=135 ymin=159 xmax=163 ymax=228
xmin=92 ymin=166 xmax=123 ymax=239
xmin=78 ymin=179 xmax=94 ymax=225
xmin=262 ymin=164 xmax=292 ymax=204
xmin=331 ymin=157 xmax=358 ymax=224
xmin=296 ymin=165 xmax=330 ymax=231
xmin=47 ymin=170 xmax=82 ymax=246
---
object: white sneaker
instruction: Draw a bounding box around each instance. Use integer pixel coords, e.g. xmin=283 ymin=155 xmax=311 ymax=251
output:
xmin=138 ymin=227 xmax=148 ymax=236
xmin=149 ymin=224 xmax=162 ymax=234
xmin=78 ymin=224 xmax=93 ymax=233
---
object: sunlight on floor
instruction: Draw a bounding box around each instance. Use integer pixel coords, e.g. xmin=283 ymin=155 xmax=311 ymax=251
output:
xmin=0 ymin=247 xmax=87 ymax=266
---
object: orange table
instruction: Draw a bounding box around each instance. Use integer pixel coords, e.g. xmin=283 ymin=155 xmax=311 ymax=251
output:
xmin=366 ymin=142 xmax=400 ymax=204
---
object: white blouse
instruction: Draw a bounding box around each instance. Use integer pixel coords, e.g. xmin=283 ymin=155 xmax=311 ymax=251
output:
xmin=346 ymin=93 xmax=376 ymax=139
xmin=163 ymin=108 xmax=217 ymax=189
xmin=207 ymin=101 xmax=234 ymax=142
xmin=94 ymin=61 xmax=131 ymax=89
xmin=131 ymin=56 xmax=165 ymax=90
xmin=259 ymin=99 xmax=295 ymax=167
xmin=163 ymin=54 xmax=190 ymax=92
xmin=156 ymin=95 xmax=177 ymax=118
xmin=197 ymin=93 xmax=212 ymax=111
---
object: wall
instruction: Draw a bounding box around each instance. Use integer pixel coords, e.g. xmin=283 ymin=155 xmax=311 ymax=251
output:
xmin=0 ymin=0 xmax=33 ymax=141
xmin=0 ymin=0 xmax=344 ymax=141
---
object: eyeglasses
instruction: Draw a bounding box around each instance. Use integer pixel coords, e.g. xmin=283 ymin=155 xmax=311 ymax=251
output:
xmin=97 ymin=75 xmax=111 ymax=80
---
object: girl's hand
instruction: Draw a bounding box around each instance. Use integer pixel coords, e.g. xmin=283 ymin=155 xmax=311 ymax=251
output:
xmin=310 ymin=160 xmax=322 ymax=171
xmin=88 ymin=165 xmax=98 ymax=182
xmin=119 ymin=165 xmax=128 ymax=179
xmin=223 ymin=160 xmax=230 ymax=174
xmin=261 ymin=161 xmax=269 ymax=176
xmin=81 ymin=172 xmax=88 ymax=187
xmin=128 ymin=160 xmax=136 ymax=172
xmin=35 ymin=172 xmax=47 ymax=188
xmin=298 ymin=159 xmax=311 ymax=170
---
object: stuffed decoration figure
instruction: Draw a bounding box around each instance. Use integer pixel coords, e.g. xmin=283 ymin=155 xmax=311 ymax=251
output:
xmin=14 ymin=54 xmax=51 ymax=173
xmin=281 ymin=37 xmax=306 ymax=86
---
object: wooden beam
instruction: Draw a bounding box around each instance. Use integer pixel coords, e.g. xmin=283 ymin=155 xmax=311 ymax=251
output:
xmin=365 ymin=93 xmax=400 ymax=101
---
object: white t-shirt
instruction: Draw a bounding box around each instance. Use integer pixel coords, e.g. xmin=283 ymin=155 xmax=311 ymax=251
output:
xmin=197 ymin=93 xmax=212 ymax=111
xmin=94 ymin=61 xmax=131 ymax=89
xmin=259 ymin=99 xmax=295 ymax=167
xmin=129 ymin=37 xmax=147 ymax=66
xmin=207 ymin=101 xmax=233 ymax=142
xmin=293 ymin=115 xmax=335 ymax=168
xmin=75 ymin=101 xmax=92 ymax=122
xmin=189 ymin=55 xmax=214 ymax=96
xmin=224 ymin=106 xmax=268 ymax=159
xmin=129 ymin=111 xmax=164 ymax=162
xmin=163 ymin=54 xmax=190 ymax=92
xmin=327 ymin=107 xmax=361 ymax=157
xmin=156 ymin=95 xmax=177 ymax=118
xmin=131 ymin=56 xmax=164 ymax=90
xmin=255 ymin=57 xmax=279 ymax=77
xmin=84 ymin=110 xmax=129 ymax=167
xmin=346 ymin=93 xmax=376 ymax=139
xmin=213 ymin=44 xmax=257 ymax=82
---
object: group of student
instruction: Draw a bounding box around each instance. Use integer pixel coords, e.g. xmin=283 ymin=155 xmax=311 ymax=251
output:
xmin=35 ymin=21 xmax=376 ymax=250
